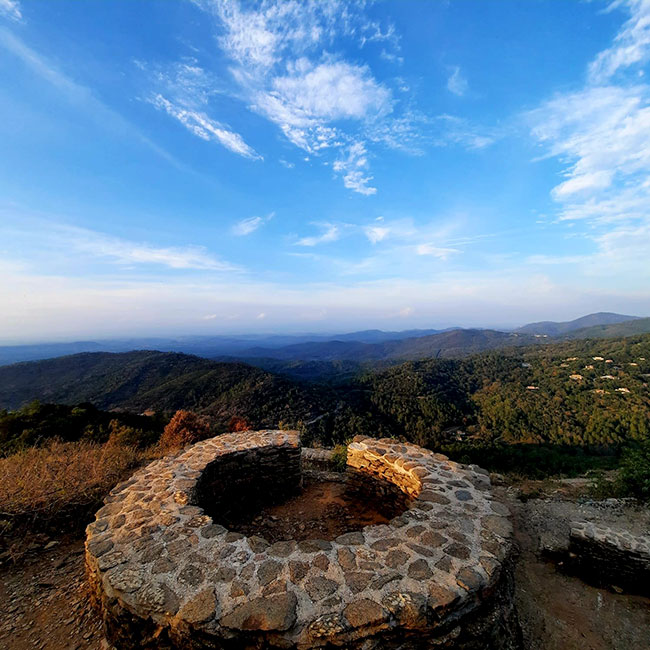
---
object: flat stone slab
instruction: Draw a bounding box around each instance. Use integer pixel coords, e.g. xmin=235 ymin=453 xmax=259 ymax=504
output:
xmin=86 ymin=432 xmax=515 ymax=648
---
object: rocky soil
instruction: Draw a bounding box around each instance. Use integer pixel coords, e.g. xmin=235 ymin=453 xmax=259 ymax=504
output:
xmin=0 ymin=477 xmax=648 ymax=650
xmin=228 ymin=473 xmax=395 ymax=542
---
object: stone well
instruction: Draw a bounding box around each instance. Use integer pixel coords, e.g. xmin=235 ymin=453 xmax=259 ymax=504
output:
xmin=86 ymin=432 xmax=520 ymax=649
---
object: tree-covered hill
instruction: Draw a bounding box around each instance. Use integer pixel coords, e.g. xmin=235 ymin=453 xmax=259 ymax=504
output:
xmin=1 ymin=337 xmax=648 ymax=457
xmin=0 ymin=351 xmax=328 ymax=429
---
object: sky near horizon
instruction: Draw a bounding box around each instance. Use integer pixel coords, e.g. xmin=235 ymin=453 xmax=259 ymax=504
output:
xmin=1 ymin=0 xmax=650 ymax=342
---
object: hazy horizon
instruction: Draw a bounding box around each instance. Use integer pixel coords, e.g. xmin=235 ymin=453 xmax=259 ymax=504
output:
xmin=2 ymin=1 xmax=650 ymax=341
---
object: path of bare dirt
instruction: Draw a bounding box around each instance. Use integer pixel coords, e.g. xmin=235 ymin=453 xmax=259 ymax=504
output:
xmin=0 ymin=537 xmax=103 ymax=650
xmin=499 ymin=485 xmax=650 ymax=650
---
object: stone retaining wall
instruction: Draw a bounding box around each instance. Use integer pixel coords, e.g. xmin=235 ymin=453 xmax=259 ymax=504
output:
xmin=569 ymin=521 xmax=650 ymax=596
xmin=86 ymin=432 xmax=519 ymax=649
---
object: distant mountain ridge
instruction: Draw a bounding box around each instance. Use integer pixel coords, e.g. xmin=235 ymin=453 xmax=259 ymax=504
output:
xmin=515 ymin=312 xmax=640 ymax=337
xmin=0 ymin=313 xmax=647 ymax=367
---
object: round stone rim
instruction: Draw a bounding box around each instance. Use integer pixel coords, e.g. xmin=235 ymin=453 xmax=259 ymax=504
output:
xmin=85 ymin=431 xmax=513 ymax=647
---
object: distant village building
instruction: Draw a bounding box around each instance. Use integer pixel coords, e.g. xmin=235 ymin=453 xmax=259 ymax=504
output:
xmin=593 ymin=389 xmax=606 ymax=395
xmin=521 ymin=362 xmax=531 ymax=368
xmin=560 ymin=363 xmax=569 ymax=367
xmin=592 ymin=356 xmax=604 ymax=361
xmin=526 ymin=385 xmax=539 ymax=390
xmin=570 ymin=374 xmax=583 ymax=381
xmin=600 ymin=375 xmax=615 ymax=380
xmin=629 ymin=362 xmax=638 ymax=366
xmin=605 ymin=359 xmax=613 ymax=363
xmin=584 ymin=365 xmax=594 ymax=370
xmin=615 ymin=387 xmax=631 ymax=393
xmin=565 ymin=357 xmax=578 ymax=361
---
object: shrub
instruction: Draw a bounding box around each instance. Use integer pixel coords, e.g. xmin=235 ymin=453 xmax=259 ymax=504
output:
xmin=159 ymin=410 xmax=211 ymax=452
xmin=331 ymin=443 xmax=348 ymax=472
xmin=228 ymin=415 xmax=251 ymax=432
xmin=0 ymin=439 xmax=142 ymax=535
xmin=616 ymin=440 xmax=650 ymax=501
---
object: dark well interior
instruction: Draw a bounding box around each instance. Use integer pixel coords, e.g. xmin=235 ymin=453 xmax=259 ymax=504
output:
xmin=195 ymin=445 xmax=409 ymax=542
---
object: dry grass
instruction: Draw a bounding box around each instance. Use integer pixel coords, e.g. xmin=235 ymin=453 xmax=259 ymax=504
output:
xmin=0 ymin=439 xmax=144 ymax=536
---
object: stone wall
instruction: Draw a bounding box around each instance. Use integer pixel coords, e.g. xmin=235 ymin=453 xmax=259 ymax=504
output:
xmin=196 ymin=440 xmax=301 ymax=522
xmin=86 ymin=432 xmax=519 ymax=649
xmin=569 ymin=521 xmax=650 ymax=596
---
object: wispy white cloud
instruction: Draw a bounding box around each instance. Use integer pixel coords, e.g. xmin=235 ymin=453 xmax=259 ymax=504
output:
xmin=0 ymin=0 xmax=21 ymax=21
xmin=332 ymin=141 xmax=377 ymax=195
xmin=150 ymin=94 xmax=261 ymax=160
xmin=232 ymin=212 xmax=274 ymax=235
xmin=447 ymin=66 xmax=468 ymax=96
xmin=589 ymin=0 xmax=650 ymax=83
xmin=527 ymin=0 xmax=650 ymax=284
xmin=61 ymin=226 xmax=240 ymax=271
xmin=416 ymin=243 xmax=460 ymax=260
xmin=364 ymin=225 xmax=389 ymax=243
xmin=296 ymin=223 xmax=340 ymax=246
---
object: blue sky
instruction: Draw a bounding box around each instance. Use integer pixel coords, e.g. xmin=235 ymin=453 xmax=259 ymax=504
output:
xmin=1 ymin=0 xmax=650 ymax=342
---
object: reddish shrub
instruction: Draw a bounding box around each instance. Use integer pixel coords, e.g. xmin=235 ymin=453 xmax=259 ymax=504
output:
xmin=228 ymin=415 xmax=251 ymax=432
xmin=159 ymin=410 xmax=211 ymax=452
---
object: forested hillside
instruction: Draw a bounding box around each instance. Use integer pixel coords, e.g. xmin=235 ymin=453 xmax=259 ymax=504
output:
xmin=0 ymin=351 xmax=327 ymax=431
xmin=1 ymin=336 xmax=648 ymax=461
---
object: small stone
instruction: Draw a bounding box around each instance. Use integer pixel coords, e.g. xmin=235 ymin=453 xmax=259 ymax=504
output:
xmin=268 ymin=541 xmax=296 ymax=557
xmin=177 ymin=588 xmax=216 ymax=624
xmin=87 ymin=539 xmax=113 ymax=557
xmin=151 ymin=557 xmax=176 ymax=574
xmin=371 ymin=538 xmax=401 ymax=551
xmin=248 ymin=536 xmax=269 ymax=553
xmin=305 ymin=576 xmax=339 ymax=601
xmin=298 ymin=539 xmax=332 ymax=553
xmin=407 ymin=559 xmax=433 ymax=580
xmin=370 ymin=573 xmax=402 ymax=590
xmin=344 ymin=599 xmax=386 ymax=629
xmin=385 ymin=550 xmax=409 ymax=568
xmin=107 ymin=566 xmax=143 ymax=593
xmin=445 ymin=543 xmax=471 ymax=560
xmin=214 ymin=566 xmax=236 ymax=582
xmin=428 ymin=584 xmax=459 ymax=616
xmin=382 ymin=591 xmax=426 ymax=628
xmin=313 ymin=554 xmax=330 ymax=571
xmin=418 ymin=491 xmax=450 ymax=505
xmin=335 ymin=532 xmax=365 ymax=545
xmin=178 ymin=564 xmax=204 ymax=587
xmin=435 ymin=556 xmax=453 ymax=573
xmin=406 ymin=526 xmax=426 ymax=539
xmin=221 ymin=592 xmax=297 ymax=631
xmin=406 ymin=542 xmax=436 ymax=558
xmin=456 ymin=568 xmax=483 ymax=593
xmin=225 ymin=532 xmax=245 ymax=543
xmin=257 ymin=560 xmax=282 ymax=586
xmin=337 ymin=547 xmax=357 ymax=570
xmin=308 ymin=613 xmax=347 ymax=638
xmin=455 ymin=490 xmax=473 ymax=501
xmin=420 ymin=531 xmax=446 ymax=547
xmin=345 ymin=571 xmax=373 ymax=593
xmin=200 ymin=524 xmax=226 ymax=539
xmin=288 ymin=560 xmax=309 ymax=583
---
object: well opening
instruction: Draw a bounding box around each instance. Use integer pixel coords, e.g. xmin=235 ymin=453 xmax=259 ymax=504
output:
xmin=196 ymin=446 xmax=409 ymax=542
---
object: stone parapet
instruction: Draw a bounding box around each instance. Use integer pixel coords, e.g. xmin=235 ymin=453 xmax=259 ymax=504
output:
xmin=569 ymin=521 xmax=650 ymax=595
xmin=86 ymin=432 xmax=519 ymax=649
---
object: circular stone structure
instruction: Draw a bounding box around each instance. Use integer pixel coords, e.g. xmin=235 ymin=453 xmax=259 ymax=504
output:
xmin=86 ymin=432 xmax=520 ymax=649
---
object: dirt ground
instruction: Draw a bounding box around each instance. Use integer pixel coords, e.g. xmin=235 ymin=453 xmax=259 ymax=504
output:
xmin=501 ymin=483 xmax=650 ymax=650
xmin=228 ymin=475 xmax=394 ymax=542
xmin=0 ymin=479 xmax=648 ymax=650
